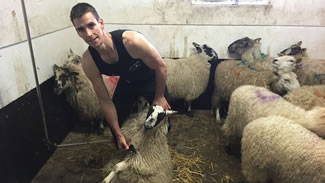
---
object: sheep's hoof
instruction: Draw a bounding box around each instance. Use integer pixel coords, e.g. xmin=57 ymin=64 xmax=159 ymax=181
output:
xmin=186 ymin=111 xmax=194 ymax=117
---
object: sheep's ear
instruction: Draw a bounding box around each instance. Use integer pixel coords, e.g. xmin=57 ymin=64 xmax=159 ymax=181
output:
xmin=192 ymin=42 xmax=200 ymax=48
xmin=192 ymin=42 xmax=202 ymax=53
xmin=53 ymin=64 xmax=59 ymax=72
xmin=301 ymin=48 xmax=307 ymax=53
xmin=254 ymin=38 xmax=262 ymax=43
xmin=296 ymin=58 xmax=302 ymax=63
xmin=69 ymin=48 xmax=74 ymax=54
xmin=297 ymin=41 xmax=302 ymax=46
xmin=165 ymin=110 xmax=178 ymax=115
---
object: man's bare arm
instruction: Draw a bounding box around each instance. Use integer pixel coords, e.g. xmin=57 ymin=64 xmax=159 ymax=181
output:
xmin=81 ymin=51 xmax=129 ymax=149
xmin=123 ymin=31 xmax=170 ymax=109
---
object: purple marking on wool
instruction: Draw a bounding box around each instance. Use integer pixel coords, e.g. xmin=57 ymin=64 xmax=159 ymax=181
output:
xmin=255 ymin=89 xmax=281 ymax=102
xmin=296 ymin=63 xmax=304 ymax=69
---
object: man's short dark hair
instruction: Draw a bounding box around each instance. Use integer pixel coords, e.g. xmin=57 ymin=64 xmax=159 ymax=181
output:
xmin=70 ymin=3 xmax=99 ymax=23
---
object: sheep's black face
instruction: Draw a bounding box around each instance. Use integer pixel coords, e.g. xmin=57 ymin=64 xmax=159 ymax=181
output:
xmin=278 ymin=41 xmax=307 ymax=56
xmin=228 ymin=37 xmax=259 ymax=56
xmin=192 ymin=42 xmax=218 ymax=63
xmin=144 ymin=105 xmax=166 ymax=130
xmin=202 ymin=44 xmax=218 ymax=62
xmin=192 ymin=42 xmax=202 ymax=53
xmin=53 ymin=67 xmax=68 ymax=95
xmin=53 ymin=65 xmax=77 ymax=95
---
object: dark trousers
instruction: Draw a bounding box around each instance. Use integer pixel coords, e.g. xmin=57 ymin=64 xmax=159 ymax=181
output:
xmin=110 ymin=78 xmax=170 ymax=147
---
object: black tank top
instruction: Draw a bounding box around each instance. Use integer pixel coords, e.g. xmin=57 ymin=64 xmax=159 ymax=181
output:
xmin=88 ymin=30 xmax=155 ymax=84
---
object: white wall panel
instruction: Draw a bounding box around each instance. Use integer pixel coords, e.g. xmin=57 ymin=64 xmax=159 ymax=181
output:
xmin=96 ymin=0 xmax=325 ymax=26
xmin=1 ymin=0 xmax=325 ymax=109
xmin=0 ymin=43 xmax=34 ymax=108
xmin=0 ymin=28 xmax=86 ymax=108
xmin=104 ymin=24 xmax=325 ymax=59
xmin=0 ymin=0 xmax=26 ymax=47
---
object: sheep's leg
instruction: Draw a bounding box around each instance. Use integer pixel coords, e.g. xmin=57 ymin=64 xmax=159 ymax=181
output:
xmin=186 ymin=101 xmax=194 ymax=117
xmin=216 ymin=108 xmax=221 ymax=124
xmin=102 ymin=160 xmax=129 ymax=183
xmin=97 ymin=119 xmax=105 ymax=135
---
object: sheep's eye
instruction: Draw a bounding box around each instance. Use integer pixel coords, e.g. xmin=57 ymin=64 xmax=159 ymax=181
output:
xmin=284 ymin=79 xmax=291 ymax=83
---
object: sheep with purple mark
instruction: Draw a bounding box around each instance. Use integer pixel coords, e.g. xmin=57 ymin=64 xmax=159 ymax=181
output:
xmin=222 ymin=85 xmax=325 ymax=147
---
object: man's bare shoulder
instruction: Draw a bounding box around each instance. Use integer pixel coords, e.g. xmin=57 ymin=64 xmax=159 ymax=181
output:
xmin=122 ymin=31 xmax=143 ymax=47
xmin=81 ymin=50 xmax=92 ymax=64
xmin=80 ymin=49 xmax=97 ymax=77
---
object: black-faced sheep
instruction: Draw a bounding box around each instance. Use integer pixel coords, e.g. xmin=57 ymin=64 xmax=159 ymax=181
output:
xmin=164 ymin=42 xmax=219 ymax=116
xmin=211 ymin=57 xmax=300 ymax=123
xmin=242 ymin=115 xmax=325 ymax=183
xmin=222 ymin=85 xmax=325 ymax=147
xmin=102 ymin=98 xmax=177 ymax=183
xmin=278 ymin=41 xmax=325 ymax=85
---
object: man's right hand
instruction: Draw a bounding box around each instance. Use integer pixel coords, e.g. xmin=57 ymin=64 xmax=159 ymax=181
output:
xmin=116 ymin=134 xmax=130 ymax=150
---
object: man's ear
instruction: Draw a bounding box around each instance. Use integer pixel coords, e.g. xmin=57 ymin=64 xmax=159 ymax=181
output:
xmin=98 ymin=18 xmax=104 ymax=30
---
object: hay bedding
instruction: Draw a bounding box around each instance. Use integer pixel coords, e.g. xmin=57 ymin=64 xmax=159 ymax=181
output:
xmin=32 ymin=110 xmax=245 ymax=183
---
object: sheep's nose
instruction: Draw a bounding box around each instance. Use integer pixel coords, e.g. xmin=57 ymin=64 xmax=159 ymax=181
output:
xmin=144 ymin=123 xmax=153 ymax=130
xmin=272 ymin=59 xmax=278 ymax=63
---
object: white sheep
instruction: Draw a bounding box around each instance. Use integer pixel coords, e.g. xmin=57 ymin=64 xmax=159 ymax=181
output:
xmin=241 ymin=115 xmax=325 ymax=183
xmin=211 ymin=57 xmax=300 ymax=123
xmin=278 ymin=41 xmax=325 ymax=85
xmin=102 ymin=98 xmax=176 ymax=183
xmin=283 ymin=85 xmax=325 ymax=110
xmin=53 ymin=62 xmax=106 ymax=134
xmin=221 ymin=85 xmax=325 ymax=146
xmin=164 ymin=42 xmax=219 ymax=116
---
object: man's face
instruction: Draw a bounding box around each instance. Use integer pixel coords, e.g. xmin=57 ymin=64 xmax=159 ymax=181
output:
xmin=72 ymin=12 xmax=104 ymax=48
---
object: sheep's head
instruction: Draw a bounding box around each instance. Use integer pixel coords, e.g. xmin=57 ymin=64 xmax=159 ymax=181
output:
xmin=53 ymin=64 xmax=79 ymax=95
xmin=278 ymin=41 xmax=307 ymax=58
xmin=272 ymin=55 xmax=301 ymax=72
xmin=144 ymin=105 xmax=177 ymax=130
xmin=192 ymin=42 xmax=218 ymax=63
xmin=270 ymin=71 xmax=300 ymax=95
xmin=66 ymin=48 xmax=81 ymax=65
xmin=228 ymin=37 xmax=262 ymax=58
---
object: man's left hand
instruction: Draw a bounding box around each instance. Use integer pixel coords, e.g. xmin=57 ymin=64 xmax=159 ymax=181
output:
xmin=153 ymin=96 xmax=171 ymax=110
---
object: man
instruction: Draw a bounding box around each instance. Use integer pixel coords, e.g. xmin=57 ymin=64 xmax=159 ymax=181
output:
xmin=70 ymin=3 xmax=171 ymax=150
